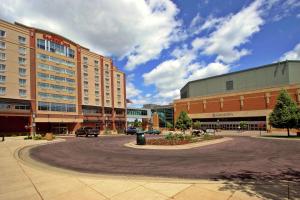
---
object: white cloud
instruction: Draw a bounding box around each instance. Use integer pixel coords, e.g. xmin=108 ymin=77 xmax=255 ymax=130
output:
xmin=126 ymin=82 xmax=141 ymax=99
xmin=0 ymin=0 xmax=181 ymax=70
xmin=280 ymin=43 xmax=300 ymax=61
xmin=192 ymin=0 xmax=264 ymax=63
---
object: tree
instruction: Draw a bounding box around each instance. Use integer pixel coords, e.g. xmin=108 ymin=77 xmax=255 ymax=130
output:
xmin=133 ymin=119 xmax=141 ymax=128
xmin=175 ymin=111 xmax=192 ymax=134
xmin=269 ymin=90 xmax=298 ymax=136
xmin=166 ymin=122 xmax=173 ymax=130
xmin=192 ymin=121 xmax=201 ymax=130
xmin=239 ymin=121 xmax=247 ymax=130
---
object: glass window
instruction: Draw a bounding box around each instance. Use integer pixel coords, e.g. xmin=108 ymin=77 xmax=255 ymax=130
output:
xmin=0 ymin=87 xmax=5 ymax=95
xmin=0 ymin=30 xmax=6 ymax=37
xmin=18 ymin=57 xmax=26 ymax=65
xmin=0 ymin=64 xmax=5 ymax=72
xmin=84 ymin=89 xmax=88 ymax=96
xmin=18 ymin=36 xmax=26 ymax=44
xmin=19 ymin=47 xmax=26 ymax=55
xmin=19 ymin=89 xmax=26 ymax=97
xmin=19 ymin=79 xmax=26 ymax=86
xmin=19 ymin=68 xmax=26 ymax=76
xmin=68 ymin=49 xmax=75 ymax=58
xmin=226 ymin=80 xmax=234 ymax=90
xmin=37 ymin=39 xmax=46 ymax=50
xmin=95 ymin=91 xmax=99 ymax=97
xmin=0 ymin=52 xmax=5 ymax=60
xmin=0 ymin=75 xmax=6 ymax=83
xmin=95 ymin=98 xmax=100 ymax=105
xmin=83 ymin=57 xmax=88 ymax=64
xmin=0 ymin=41 xmax=5 ymax=49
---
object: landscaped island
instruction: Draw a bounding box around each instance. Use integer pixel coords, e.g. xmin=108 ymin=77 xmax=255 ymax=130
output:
xmin=146 ymin=133 xmax=223 ymax=145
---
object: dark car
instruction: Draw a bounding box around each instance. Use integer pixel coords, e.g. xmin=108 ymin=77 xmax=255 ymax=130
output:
xmin=75 ymin=127 xmax=99 ymax=137
xmin=125 ymin=127 xmax=137 ymax=135
xmin=145 ymin=129 xmax=161 ymax=135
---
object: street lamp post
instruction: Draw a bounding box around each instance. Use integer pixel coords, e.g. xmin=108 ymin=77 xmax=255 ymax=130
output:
xmin=32 ymin=113 xmax=36 ymax=137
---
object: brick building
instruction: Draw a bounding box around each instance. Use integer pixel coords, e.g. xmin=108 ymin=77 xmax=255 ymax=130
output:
xmin=174 ymin=61 xmax=300 ymax=131
xmin=0 ymin=19 xmax=126 ymax=135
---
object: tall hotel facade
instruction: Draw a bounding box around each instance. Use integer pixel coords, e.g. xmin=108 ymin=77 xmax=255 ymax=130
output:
xmin=0 ymin=19 xmax=126 ymax=134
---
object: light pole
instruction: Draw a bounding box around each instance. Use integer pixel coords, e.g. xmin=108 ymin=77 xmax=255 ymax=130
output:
xmin=32 ymin=113 xmax=36 ymax=137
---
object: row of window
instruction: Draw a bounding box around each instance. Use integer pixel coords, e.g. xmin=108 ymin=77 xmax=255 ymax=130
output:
xmin=0 ymin=87 xmax=26 ymax=96
xmin=37 ymin=72 xmax=75 ymax=84
xmin=37 ymin=53 xmax=75 ymax=67
xmin=84 ymin=97 xmax=100 ymax=105
xmin=38 ymin=92 xmax=75 ymax=101
xmin=37 ymin=39 xmax=75 ymax=58
xmin=38 ymin=63 xmax=75 ymax=76
xmin=38 ymin=101 xmax=76 ymax=112
xmin=83 ymin=57 xmax=99 ymax=67
xmin=0 ymin=41 xmax=26 ymax=55
xmin=38 ymin=82 xmax=75 ymax=93
xmin=0 ymin=102 xmax=30 ymax=110
xmin=0 ymin=30 xmax=26 ymax=44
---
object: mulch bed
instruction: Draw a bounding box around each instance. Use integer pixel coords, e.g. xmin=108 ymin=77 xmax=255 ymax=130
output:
xmin=146 ymin=138 xmax=201 ymax=145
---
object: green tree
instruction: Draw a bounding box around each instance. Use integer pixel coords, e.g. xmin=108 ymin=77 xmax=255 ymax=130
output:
xmin=239 ymin=121 xmax=247 ymax=130
xmin=133 ymin=119 xmax=141 ymax=128
xmin=192 ymin=121 xmax=201 ymax=130
xmin=166 ymin=122 xmax=173 ymax=130
xmin=175 ymin=111 xmax=192 ymax=134
xmin=269 ymin=90 xmax=298 ymax=136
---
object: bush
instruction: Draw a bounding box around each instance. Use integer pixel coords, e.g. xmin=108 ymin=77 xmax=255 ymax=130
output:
xmin=24 ymin=135 xmax=32 ymax=140
xmin=117 ymin=129 xmax=124 ymax=134
xmin=33 ymin=134 xmax=43 ymax=140
xmin=104 ymin=128 xmax=111 ymax=135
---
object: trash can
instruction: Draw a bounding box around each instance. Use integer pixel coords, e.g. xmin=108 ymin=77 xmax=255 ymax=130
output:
xmin=136 ymin=132 xmax=146 ymax=145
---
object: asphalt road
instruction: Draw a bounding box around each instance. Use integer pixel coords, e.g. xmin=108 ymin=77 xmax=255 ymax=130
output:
xmin=30 ymin=135 xmax=300 ymax=181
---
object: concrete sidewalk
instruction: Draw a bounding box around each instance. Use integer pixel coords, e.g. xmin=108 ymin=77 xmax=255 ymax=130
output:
xmin=0 ymin=137 xmax=266 ymax=200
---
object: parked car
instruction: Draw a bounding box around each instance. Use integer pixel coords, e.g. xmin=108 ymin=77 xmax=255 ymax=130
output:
xmin=125 ymin=127 xmax=137 ymax=135
xmin=145 ymin=129 xmax=161 ymax=135
xmin=192 ymin=129 xmax=204 ymax=136
xmin=75 ymin=127 xmax=99 ymax=137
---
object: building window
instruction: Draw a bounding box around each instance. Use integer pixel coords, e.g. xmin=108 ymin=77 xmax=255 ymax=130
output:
xmin=19 ymin=79 xmax=26 ymax=86
xmin=0 ymin=30 xmax=6 ymax=37
xmin=19 ymin=68 xmax=26 ymax=76
xmin=0 ymin=75 xmax=6 ymax=83
xmin=106 ymin=100 xmax=110 ymax=104
xmin=118 ymin=102 xmax=122 ymax=107
xmin=95 ymin=76 xmax=99 ymax=82
xmin=84 ymin=89 xmax=88 ymax=96
xmin=95 ymin=98 xmax=100 ymax=105
xmin=95 ymin=67 xmax=99 ymax=73
xmin=84 ymin=97 xmax=89 ymax=104
xmin=0 ymin=52 xmax=5 ymax=61
xmin=0 ymin=41 xmax=5 ymax=49
xmin=94 ymin=60 xmax=99 ymax=67
xmin=0 ymin=64 xmax=5 ymax=72
xmin=18 ymin=36 xmax=26 ymax=44
xmin=19 ymin=89 xmax=26 ymax=97
xmin=117 ymin=74 xmax=120 ymax=79
xmin=95 ymin=83 xmax=99 ymax=88
xmin=95 ymin=91 xmax=99 ymax=97
xmin=37 ymin=39 xmax=46 ymax=50
xmin=226 ymin=80 xmax=234 ymax=90
xmin=0 ymin=87 xmax=5 ymax=95
xmin=68 ymin=49 xmax=75 ymax=58
xmin=105 ymin=64 xmax=109 ymax=70
xmin=19 ymin=47 xmax=26 ymax=55
xmin=18 ymin=57 xmax=26 ymax=65
xmin=83 ymin=65 xmax=88 ymax=72
xmin=83 ymin=57 xmax=88 ymax=65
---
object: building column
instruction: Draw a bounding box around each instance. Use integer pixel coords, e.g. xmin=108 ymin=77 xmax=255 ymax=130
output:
xmin=203 ymin=100 xmax=207 ymax=111
xmin=240 ymin=96 xmax=244 ymax=110
xmin=220 ymin=98 xmax=224 ymax=110
xmin=265 ymin=92 xmax=270 ymax=109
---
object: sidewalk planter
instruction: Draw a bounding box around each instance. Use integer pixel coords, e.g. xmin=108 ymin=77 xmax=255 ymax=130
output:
xmin=45 ymin=133 xmax=54 ymax=141
xmin=136 ymin=132 xmax=146 ymax=145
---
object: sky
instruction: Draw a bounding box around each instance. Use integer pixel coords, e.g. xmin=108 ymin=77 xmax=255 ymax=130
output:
xmin=1 ymin=0 xmax=300 ymax=107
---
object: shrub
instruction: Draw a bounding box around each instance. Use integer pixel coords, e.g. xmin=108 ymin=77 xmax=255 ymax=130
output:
xmin=104 ymin=128 xmax=111 ymax=135
xmin=24 ymin=136 xmax=32 ymax=140
xmin=33 ymin=134 xmax=43 ymax=140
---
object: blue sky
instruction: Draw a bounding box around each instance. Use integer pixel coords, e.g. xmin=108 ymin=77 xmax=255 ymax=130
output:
xmin=1 ymin=0 xmax=300 ymax=107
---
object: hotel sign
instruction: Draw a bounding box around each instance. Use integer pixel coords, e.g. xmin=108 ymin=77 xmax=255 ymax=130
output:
xmin=43 ymin=34 xmax=70 ymax=47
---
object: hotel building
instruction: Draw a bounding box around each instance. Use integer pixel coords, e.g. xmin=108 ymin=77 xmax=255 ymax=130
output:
xmin=174 ymin=61 xmax=300 ymax=131
xmin=0 ymin=19 xmax=126 ymax=134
